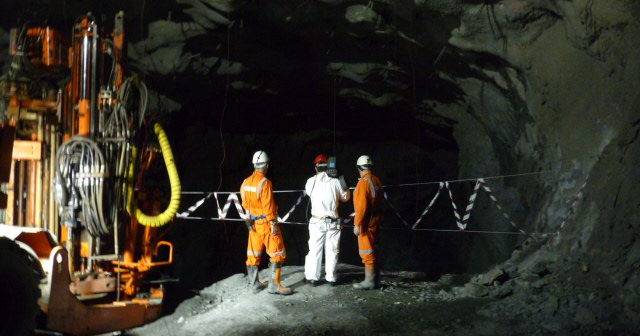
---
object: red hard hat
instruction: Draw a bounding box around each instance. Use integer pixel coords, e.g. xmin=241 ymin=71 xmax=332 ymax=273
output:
xmin=314 ymin=154 xmax=329 ymax=166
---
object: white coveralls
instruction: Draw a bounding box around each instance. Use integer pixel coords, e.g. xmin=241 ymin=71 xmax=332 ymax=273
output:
xmin=304 ymin=172 xmax=350 ymax=282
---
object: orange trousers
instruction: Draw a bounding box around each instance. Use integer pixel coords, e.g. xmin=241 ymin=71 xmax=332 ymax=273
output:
xmin=246 ymin=222 xmax=287 ymax=266
xmin=357 ymin=220 xmax=380 ymax=266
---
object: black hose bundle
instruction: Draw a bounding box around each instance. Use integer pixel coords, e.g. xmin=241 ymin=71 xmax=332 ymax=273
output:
xmin=56 ymin=137 xmax=109 ymax=236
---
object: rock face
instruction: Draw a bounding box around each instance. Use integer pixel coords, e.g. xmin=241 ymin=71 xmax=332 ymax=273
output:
xmin=441 ymin=1 xmax=640 ymax=333
xmin=1 ymin=0 xmax=639 ymax=333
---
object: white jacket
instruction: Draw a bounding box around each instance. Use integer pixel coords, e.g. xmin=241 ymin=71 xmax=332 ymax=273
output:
xmin=305 ymin=172 xmax=350 ymax=219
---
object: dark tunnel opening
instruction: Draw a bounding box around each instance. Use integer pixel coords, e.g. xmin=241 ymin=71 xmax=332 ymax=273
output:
xmin=158 ymin=87 xmax=468 ymax=307
xmin=153 ymin=80 xmax=531 ymax=312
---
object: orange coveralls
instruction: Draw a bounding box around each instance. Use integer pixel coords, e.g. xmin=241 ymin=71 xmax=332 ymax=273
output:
xmin=240 ymin=171 xmax=286 ymax=266
xmin=353 ymin=171 xmax=383 ymax=266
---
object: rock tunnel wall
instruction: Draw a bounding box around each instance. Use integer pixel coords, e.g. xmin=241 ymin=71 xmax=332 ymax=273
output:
xmin=440 ymin=0 xmax=640 ymax=329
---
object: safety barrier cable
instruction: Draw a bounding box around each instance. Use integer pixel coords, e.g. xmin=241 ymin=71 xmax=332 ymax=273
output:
xmin=180 ymin=170 xmax=550 ymax=195
xmin=177 ymin=170 xmax=564 ymax=237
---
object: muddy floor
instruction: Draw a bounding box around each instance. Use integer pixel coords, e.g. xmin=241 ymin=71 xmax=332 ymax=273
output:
xmin=126 ymin=264 xmax=519 ymax=336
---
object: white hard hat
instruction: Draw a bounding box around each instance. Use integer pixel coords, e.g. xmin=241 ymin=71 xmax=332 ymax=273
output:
xmin=356 ymin=155 xmax=373 ymax=167
xmin=252 ymin=150 xmax=269 ymax=168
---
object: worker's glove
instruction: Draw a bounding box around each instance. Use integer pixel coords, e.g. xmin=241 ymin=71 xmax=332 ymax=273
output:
xmin=244 ymin=219 xmax=255 ymax=231
xmin=270 ymin=220 xmax=280 ymax=236
xmin=353 ymin=225 xmax=360 ymax=237
xmin=338 ymin=175 xmax=347 ymax=190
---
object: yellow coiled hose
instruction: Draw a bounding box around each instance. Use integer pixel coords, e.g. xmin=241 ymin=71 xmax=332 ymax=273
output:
xmin=127 ymin=123 xmax=181 ymax=227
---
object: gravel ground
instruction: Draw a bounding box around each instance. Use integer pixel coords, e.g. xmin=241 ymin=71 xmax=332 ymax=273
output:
xmin=127 ymin=264 xmax=498 ymax=336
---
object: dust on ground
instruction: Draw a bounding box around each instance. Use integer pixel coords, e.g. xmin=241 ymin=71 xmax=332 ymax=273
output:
xmin=127 ymin=264 xmax=503 ymax=336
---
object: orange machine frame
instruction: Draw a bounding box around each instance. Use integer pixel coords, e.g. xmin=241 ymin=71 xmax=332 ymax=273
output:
xmin=1 ymin=11 xmax=175 ymax=335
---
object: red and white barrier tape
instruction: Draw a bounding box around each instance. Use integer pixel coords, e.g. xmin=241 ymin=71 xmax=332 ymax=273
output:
xmin=177 ymin=172 xmax=566 ymax=236
xmin=412 ymin=182 xmax=445 ymax=229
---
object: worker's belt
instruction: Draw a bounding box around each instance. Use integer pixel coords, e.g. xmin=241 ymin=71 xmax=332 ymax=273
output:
xmin=312 ymin=215 xmax=339 ymax=223
xmin=311 ymin=216 xmax=341 ymax=228
xmin=247 ymin=213 xmax=267 ymax=222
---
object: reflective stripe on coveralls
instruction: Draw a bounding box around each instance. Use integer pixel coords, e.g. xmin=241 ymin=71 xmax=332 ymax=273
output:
xmin=240 ymin=171 xmax=286 ymax=266
xmin=353 ymin=171 xmax=383 ymax=266
xmin=246 ymin=225 xmax=287 ymax=263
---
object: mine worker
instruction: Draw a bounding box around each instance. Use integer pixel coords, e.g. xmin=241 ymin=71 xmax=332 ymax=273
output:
xmin=240 ymin=151 xmax=292 ymax=295
xmin=304 ymin=154 xmax=351 ymax=286
xmin=352 ymin=155 xmax=383 ymax=290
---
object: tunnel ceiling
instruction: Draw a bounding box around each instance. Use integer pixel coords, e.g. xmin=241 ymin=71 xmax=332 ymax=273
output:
xmin=1 ymin=0 xmax=466 ymax=130
xmin=0 ymin=0 xmax=477 ymax=158
xmin=128 ymin=0 xmax=462 ymax=109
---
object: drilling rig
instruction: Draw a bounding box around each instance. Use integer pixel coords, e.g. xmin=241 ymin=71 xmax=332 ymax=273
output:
xmin=0 ymin=12 xmax=181 ymax=335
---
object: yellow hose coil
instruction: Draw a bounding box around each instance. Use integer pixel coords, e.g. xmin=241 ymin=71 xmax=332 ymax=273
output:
xmin=127 ymin=123 xmax=181 ymax=227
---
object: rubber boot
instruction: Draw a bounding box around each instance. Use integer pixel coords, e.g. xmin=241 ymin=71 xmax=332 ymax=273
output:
xmin=247 ymin=266 xmax=266 ymax=293
xmin=267 ymin=263 xmax=293 ymax=295
xmin=353 ymin=265 xmax=376 ymax=290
